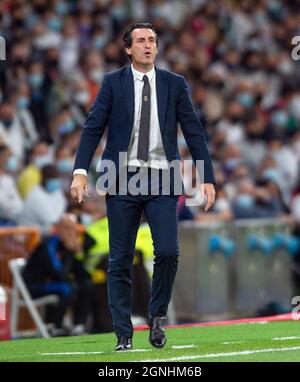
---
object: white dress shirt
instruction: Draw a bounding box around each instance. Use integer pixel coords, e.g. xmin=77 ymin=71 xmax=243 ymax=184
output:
xmin=127 ymin=64 xmax=168 ymax=169
xmin=73 ymin=64 xmax=168 ymax=177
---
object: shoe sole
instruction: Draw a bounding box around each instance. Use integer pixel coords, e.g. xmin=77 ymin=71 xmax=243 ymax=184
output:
xmin=149 ymin=337 xmax=167 ymax=349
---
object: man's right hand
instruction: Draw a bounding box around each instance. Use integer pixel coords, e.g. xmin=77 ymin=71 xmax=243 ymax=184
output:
xmin=71 ymin=174 xmax=89 ymax=203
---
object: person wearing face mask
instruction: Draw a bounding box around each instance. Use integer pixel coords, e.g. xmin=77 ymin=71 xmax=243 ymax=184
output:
xmin=91 ymin=27 xmax=109 ymax=51
xmin=0 ymin=144 xmax=23 ymax=225
xmin=57 ymin=117 xmax=76 ymax=136
xmin=17 ymin=141 xmax=53 ymax=199
xmin=53 ymin=108 xmax=77 ymax=142
xmin=55 ymin=144 xmax=75 ymax=193
xmin=15 ymin=82 xmax=39 ymax=150
xmin=27 ymin=61 xmax=52 ymax=142
xmin=17 ymin=165 xmax=67 ymax=234
xmin=232 ymin=178 xmax=281 ymax=219
xmin=89 ymin=67 xmax=104 ymax=84
xmin=0 ymin=101 xmax=29 ymax=160
xmin=80 ymin=51 xmax=104 ymax=103
xmin=70 ymin=79 xmax=90 ymax=127
xmin=215 ymin=101 xmax=245 ymax=146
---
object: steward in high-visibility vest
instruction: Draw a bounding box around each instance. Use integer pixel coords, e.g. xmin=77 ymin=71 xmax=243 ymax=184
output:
xmin=76 ymin=217 xmax=154 ymax=283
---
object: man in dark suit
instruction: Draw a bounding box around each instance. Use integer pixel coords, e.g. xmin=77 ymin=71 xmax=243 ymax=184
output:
xmin=71 ymin=23 xmax=216 ymax=351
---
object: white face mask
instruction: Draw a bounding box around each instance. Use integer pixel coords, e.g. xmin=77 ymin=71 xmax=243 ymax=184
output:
xmin=89 ymin=69 xmax=104 ymax=83
xmin=74 ymin=91 xmax=89 ymax=105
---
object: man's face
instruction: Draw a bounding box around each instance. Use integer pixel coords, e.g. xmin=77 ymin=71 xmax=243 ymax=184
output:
xmin=125 ymin=28 xmax=158 ymax=66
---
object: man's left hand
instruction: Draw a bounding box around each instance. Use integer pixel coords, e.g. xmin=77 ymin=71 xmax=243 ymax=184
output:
xmin=200 ymin=183 xmax=216 ymax=212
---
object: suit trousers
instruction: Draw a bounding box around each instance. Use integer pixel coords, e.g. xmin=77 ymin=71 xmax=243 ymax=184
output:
xmin=105 ymin=167 xmax=179 ymax=338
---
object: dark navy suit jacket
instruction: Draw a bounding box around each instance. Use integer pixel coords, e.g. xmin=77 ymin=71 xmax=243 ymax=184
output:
xmin=73 ymin=65 xmax=215 ymax=184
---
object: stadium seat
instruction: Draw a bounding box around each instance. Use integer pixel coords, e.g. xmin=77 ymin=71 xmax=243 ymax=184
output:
xmin=8 ymin=258 xmax=58 ymax=339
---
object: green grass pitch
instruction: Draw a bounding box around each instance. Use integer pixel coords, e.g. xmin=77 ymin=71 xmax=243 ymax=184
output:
xmin=0 ymin=321 xmax=300 ymax=362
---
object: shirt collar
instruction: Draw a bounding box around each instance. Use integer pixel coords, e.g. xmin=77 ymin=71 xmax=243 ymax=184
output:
xmin=131 ymin=64 xmax=155 ymax=82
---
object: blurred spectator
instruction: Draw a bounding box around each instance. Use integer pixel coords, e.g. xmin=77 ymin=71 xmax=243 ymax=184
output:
xmin=267 ymin=135 xmax=298 ymax=204
xmin=14 ymin=82 xmax=39 ymax=150
xmin=181 ymin=166 xmax=232 ymax=222
xmin=232 ymin=177 xmax=283 ymax=219
xmin=0 ymin=144 xmax=23 ymax=225
xmin=79 ymin=50 xmax=105 ymax=103
xmin=17 ymin=164 xmax=66 ymax=234
xmin=27 ymin=61 xmax=52 ymax=142
xmin=22 ymin=214 xmax=92 ymax=336
xmin=70 ymin=78 xmax=90 ymax=126
xmin=55 ymin=143 xmax=74 ymax=193
xmin=49 ymin=105 xmax=77 ymax=144
xmin=17 ymin=141 xmax=52 ymax=199
xmin=0 ymin=101 xmax=33 ymax=159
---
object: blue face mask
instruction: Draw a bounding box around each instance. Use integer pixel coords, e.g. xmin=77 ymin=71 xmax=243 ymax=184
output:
xmin=45 ymin=178 xmax=62 ymax=193
xmin=236 ymin=92 xmax=254 ymax=108
xmin=93 ymin=36 xmax=107 ymax=50
xmin=55 ymin=2 xmax=69 ymax=15
xmin=236 ymin=194 xmax=255 ymax=209
xmin=262 ymin=168 xmax=281 ymax=185
xmin=224 ymin=158 xmax=240 ymax=171
xmin=28 ymin=73 xmax=44 ymax=88
xmin=271 ymin=110 xmax=288 ymax=127
xmin=48 ymin=17 xmax=62 ymax=32
xmin=34 ymin=155 xmax=52 ymax=169
xmin=5 ymin=156 xmax=18 ymax=172
xmin=57 ymin=158 xmax=73 ymax=173
xmin=111 ymin=6 xmax=126 ymax=20
xmin=25 ymin=14 xmax=39 ymax=29
xmin=17 ymin=96 xmax=30 ymax=109
xmin=58 ymin=119 xmax=76 ymax=135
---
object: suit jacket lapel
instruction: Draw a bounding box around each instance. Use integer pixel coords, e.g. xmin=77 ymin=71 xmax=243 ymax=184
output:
xmin=121 ymin=65 xmax=135 ymax=130
xmin=155 ymin=67 xmax=168 ymax=133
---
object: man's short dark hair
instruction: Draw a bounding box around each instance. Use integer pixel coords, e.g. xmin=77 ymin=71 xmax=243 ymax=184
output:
xmin=123 ymin=22 xmax=158 ymax=61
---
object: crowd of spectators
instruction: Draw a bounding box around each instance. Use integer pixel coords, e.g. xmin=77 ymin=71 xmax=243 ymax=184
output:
xmin=0 ymin=0 xmax=299 ymax=230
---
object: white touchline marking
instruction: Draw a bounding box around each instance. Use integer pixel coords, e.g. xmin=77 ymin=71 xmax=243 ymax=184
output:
xmin=222 ymin=341 xmax=242 ymax=345
xmin=39 ymin=349 xmax=149 ymax=356
xmin=138 ymin=345 xmax=300 ymax=362
xmin=172 ymin=345 xmax=196 ymax=349
xmin=272 ymin=336 xmax=300 ymax=341
xmin=40 ymin=351 xmax=104 ymax=356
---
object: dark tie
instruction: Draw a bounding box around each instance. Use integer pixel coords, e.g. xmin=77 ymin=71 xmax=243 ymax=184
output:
xmin=137 ymin=75 xmax=151 ymax=162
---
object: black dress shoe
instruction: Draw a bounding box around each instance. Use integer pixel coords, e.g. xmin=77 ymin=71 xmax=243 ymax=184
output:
xmin=115 ymin=337 xmax=133 ymax=351
xmin=148 ymin=316 xmax=167 ymax=348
